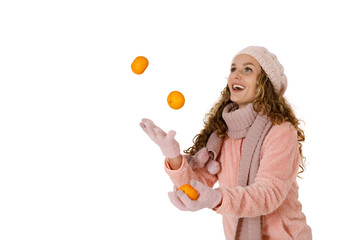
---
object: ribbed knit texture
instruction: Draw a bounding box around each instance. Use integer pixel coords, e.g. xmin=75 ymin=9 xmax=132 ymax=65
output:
xmin=234 ymin=46 xmax=288 ymax=95
xmin=203 ymin=103 xmax=257 ymax=175
xmin=222 ymin=102 xmax=257 ymax=139
xmin=206 ymin=131 xmax=223 ymax=161
xmin=222 ymin=103 xmax=272 ymax=240
xmin=237 ymin=114 xmax=272 ymax=186
xmin=204 ymin=102 xmax=257 ymax=174
xmin=206 ymin=103 xmax=273 ymax=239
xmin=234 ymin=114 xmax=272 ymax=240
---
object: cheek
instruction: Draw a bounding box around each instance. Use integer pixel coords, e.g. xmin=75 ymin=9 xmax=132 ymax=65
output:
xmin=248 ymin=77 xmax=258 ymax=92
xmin=227 ymin=77 xmax=232 ymax=86
xmin=250 ymin=83 xmax=257 ymax=94
xmin=244 ymin=81 xmax=257 ymax=98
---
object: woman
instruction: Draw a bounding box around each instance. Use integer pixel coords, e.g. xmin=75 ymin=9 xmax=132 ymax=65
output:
xmin=140 ymin=46 xmax=312 ymax=239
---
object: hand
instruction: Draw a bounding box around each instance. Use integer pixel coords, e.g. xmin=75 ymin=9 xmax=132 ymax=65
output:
xmin=188 ymin=147 xmax=210 ymax=169
xmin=168 ymin=180 xmax=222 ymax=212
xmin=140 ymin=118 xmax=180 ymax=159
xmin=188 ymin=148 xmax=220 ymax=175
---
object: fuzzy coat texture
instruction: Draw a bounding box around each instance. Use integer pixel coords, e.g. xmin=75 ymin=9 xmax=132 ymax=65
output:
xmin=165 ymin=119 xmax=312 ymax=239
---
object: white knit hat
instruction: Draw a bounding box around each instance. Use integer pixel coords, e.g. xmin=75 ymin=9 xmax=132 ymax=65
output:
xmin=234 ymin=46 xmax=288 ymax=95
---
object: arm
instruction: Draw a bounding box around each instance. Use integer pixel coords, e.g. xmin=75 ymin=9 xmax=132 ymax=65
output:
xmin=167 ymin=155 xmax=182 ymax=170
xmin=165 ymin=155 xmax=218 ymax=189
xmin=139 ymin=118 xmax=218 ymax=188
xmin=215 ymin=123 xmax=300 ymax=218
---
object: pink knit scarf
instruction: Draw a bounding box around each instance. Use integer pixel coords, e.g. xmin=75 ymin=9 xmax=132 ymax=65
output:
xmin=209 ymin=102 xmax=273 ymax=240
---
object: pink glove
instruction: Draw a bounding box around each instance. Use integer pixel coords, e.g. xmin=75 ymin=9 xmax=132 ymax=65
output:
xmin=168 ymin=180 xmax=222 ymax=211
xmin=140 ymin=118 xmax=180 ymax=159
xmin=188 ymin=147 xmax=210 ymax=169
xmin=188 ymin=147 xmax=221 ymax=175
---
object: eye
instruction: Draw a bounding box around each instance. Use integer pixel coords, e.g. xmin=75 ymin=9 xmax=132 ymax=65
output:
xmin=244 ymin=67 xmax=252 ymax=72
xmin=230 ymin=67 xmax=236 ymax=72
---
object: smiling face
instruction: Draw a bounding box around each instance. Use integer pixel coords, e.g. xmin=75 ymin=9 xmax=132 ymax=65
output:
xmin=227 ymin=54 xmax=262 ymax=108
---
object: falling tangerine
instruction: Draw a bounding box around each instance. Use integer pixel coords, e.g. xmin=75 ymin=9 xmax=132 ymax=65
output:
xmin=131 ymin=56 xmax=149 ymax=75
xmin=167 ymin=91 xmax=185 ymax=110
xmin=178 ymin=184 xmax=198 ymax=200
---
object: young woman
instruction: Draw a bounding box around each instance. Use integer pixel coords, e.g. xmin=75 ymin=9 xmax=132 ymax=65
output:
xmin=140 ymin=46 xmax=312 ymax=239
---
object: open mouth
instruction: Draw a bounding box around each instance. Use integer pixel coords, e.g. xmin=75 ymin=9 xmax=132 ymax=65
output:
xmin=232 ymin=84 xmax=245 ymax=91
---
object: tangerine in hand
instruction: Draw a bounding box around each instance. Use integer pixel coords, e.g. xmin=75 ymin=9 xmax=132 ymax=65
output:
xmin=178 ymin=184 xmax=198 ymax=200
xmin=131 ymin=56 xmax=149 ymax=75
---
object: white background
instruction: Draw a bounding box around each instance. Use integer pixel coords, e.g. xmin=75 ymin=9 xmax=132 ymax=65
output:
xmin=1 ymin=0 xmax=359 ymax=239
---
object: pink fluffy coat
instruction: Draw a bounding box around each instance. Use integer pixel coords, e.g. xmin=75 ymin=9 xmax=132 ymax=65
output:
xmin=165 ymin=122 xmax=312 ymax=239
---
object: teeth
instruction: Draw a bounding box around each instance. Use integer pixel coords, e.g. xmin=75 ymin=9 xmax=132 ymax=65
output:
xmin=233 ymin=84 xmax=244 ymax=90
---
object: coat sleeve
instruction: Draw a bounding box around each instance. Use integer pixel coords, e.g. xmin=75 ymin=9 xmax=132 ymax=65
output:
xmin=164 ymin=155 xmax=218 ymax=188
xmin=214 ymin=123 xmax=300 ymax=218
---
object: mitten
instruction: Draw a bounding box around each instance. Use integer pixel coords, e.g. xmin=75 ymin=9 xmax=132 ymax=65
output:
xmin=205 ymin=159 xmax=221 ymax=175
xmin=188 ymin=131 xmax=222 ymax=174
xmin=188 ymin=147 xmax=221 ymax=174
xmin=188 ymin=147 xmax=210 ymax=169
xmin=168 ymin=180 xmax=222 ymax=211
xmin=140 ymin=118 xmax=180 ymax=159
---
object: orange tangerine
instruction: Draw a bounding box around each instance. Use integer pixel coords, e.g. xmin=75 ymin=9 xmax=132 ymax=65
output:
xmin=131 ymin=56 xmax=149 ymax=75
xmin=178 ymin=184 xmax=198 ymax=200
xmin=167 ymin=91 xmax=185 ymax=110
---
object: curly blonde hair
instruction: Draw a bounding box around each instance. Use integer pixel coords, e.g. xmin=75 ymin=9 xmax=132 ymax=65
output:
xmin=184 ymin=69 xmax=306 ymax=176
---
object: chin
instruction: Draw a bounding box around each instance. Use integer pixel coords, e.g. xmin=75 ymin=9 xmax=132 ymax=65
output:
xmin=232 ymin=99 xmax=251 ymax=108
xmin=230 ymin=97 xmax=241 ymax=105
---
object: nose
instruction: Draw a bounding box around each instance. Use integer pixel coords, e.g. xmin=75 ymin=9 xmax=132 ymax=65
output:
xmin=233 ymin=69 xmax=242 ymax=79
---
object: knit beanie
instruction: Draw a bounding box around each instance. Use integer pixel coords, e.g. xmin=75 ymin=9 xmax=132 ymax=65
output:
xmin=234 ymin=46 xmax=288 ymax=95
